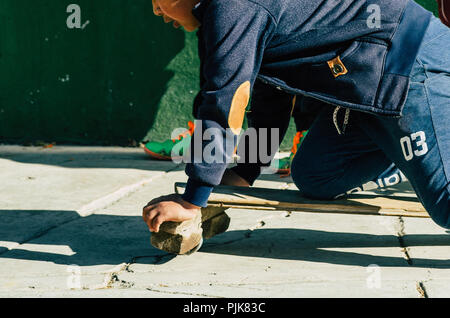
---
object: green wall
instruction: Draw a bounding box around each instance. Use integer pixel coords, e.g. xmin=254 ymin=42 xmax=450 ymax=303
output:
xmin=0 ymin=0 xmax=439 ymax=148
xmin=0 ymin=0 xmax=191 ymax=145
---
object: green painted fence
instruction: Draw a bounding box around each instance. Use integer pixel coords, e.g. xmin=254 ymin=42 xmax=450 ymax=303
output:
xmin=0 ymin=0 xmax=438 ymax=148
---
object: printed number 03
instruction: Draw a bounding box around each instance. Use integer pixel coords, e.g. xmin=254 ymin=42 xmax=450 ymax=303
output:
xmin=400 ymin=131 xmax=428 ymax=161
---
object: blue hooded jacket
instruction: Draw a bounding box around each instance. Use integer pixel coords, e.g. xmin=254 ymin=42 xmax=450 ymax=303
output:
xmin=182 ymin=0 xmax=432 ymax=207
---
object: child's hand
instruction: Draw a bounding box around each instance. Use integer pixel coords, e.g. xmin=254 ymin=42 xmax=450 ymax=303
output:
xmin=142 ymin=194 xmax=200 ymax=233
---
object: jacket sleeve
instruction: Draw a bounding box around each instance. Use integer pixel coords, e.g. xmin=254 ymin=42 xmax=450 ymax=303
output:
xmin=182 ymin=0 xmax=276 ymax=207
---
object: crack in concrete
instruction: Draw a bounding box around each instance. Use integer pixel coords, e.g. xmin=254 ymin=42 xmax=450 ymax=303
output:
xmin=88 ymin=253 xmax=176 ymax=290
xmin=395 ymin=217 xmax=412 ymax=265
xmin=145 ymin=287 xmax=224 ymax=298
xmin=249 ymin=220 xmax=266 ymax=232
xmin=416 ymin=281 xmax=428 ymax=298
xmin=394 ymin=217 xmax=432 ymax=298
xmin=248 ymin=211 xmax=290 ymax=231
xmin=108 ymin=273 xmax=135 ymax=289
xmin=146 ymin=278 xmax=336 ymax=289
xmin=86 ymin=263 xmax=129 ymax=290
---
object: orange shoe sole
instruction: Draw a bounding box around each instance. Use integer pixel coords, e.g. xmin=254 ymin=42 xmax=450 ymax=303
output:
xmin=276 ymin=168 xmax=290 ymax=175
xmin=143 ymin=146 xmax=173 ymax=161
xmin=143 ymin=145 xmax=185 ymax=161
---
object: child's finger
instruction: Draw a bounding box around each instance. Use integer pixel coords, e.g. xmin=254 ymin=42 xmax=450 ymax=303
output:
xmin=143 ymin=206 xmax=159 ymax=230
xmin=151 ymin=213 xmax=164 ymax=233
xmin=142 ymin=204 xmax=154 ymax=221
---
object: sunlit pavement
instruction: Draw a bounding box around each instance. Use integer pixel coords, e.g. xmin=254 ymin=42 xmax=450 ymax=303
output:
xmin=0 ymin=145 xmax=449 ymax=298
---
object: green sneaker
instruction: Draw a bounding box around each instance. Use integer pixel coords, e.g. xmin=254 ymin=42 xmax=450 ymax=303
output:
xmin=272 ymin=130 xmax=308 ymax=175
xmin=143 ymin=121 xmax=195 ymax=161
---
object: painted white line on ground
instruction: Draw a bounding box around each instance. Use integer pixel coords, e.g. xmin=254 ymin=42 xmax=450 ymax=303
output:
xmin=76 ymin=173 xmax=167 ymax=217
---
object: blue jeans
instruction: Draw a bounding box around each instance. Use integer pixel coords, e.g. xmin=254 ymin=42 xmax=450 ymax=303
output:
xmin=291 ymin=17 xmax=450 ymax=229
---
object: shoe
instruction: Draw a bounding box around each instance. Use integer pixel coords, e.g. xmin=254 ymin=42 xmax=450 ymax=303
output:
xmin=272 ymin=130 xmax=308 ymax=175
xmin=143 ymin=121 xmax=195 ymax=160
xmin=437 ymin=0 xmax=450 ymax=27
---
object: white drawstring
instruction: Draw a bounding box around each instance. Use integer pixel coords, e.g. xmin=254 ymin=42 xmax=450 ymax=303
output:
xmin=333 ymin=106 xmax=350 ymax=135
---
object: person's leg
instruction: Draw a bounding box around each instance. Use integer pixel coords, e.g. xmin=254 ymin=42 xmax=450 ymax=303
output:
xmin=335 ymin=163 xmax=408 ymax=198
xmin=355 ymin=17 xmax=450 ymax=228
xmin=290 ymin=104 xmax=402 ymax=200
xmin=292 ymin=96 xmax=323 ymax=132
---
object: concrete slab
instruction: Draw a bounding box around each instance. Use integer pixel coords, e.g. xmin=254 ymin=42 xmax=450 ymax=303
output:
xmin=118 ymin=210 xmax=425 ymax=297
xmin=0 ymin=286 xmax=191 ymax=298
xmin=396 ymin=216 xmax=450 ymax=297
xmin=400 ymin=217 xmax=450 ymax=265
xmin=0 ymin=146 xmax=176 ymax=211
xmin=0 ymin=145 xmax=448 ymax=298
xmin=0 ymin=146 xmax=177 ymax=255
xmin=0 ymin=149 xmax=186 ymax=294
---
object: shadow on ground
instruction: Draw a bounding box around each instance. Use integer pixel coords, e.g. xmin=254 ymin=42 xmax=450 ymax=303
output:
xmin=0 ymin=209 xmax=449 ymax=268
xmin=202 ymin=228 xmax=450 ymax=268
xmin=256 ymin=173 xmax=418 ymax=196
xmin=0 ymin=147 xmax=178 ymax=172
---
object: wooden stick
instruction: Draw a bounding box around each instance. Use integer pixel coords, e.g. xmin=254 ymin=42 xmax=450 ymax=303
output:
xmin=175 ymin=182 xmax=429 ymax=218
